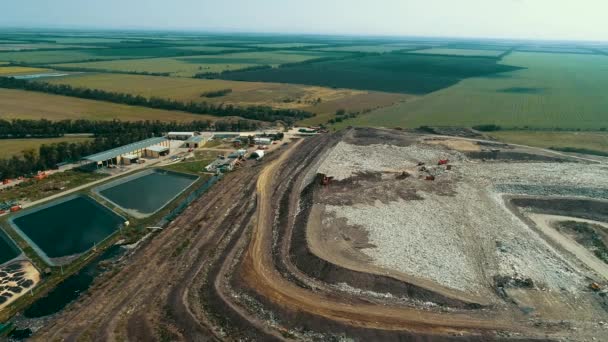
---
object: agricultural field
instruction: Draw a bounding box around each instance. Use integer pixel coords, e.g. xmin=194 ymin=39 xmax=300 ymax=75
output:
xmin=0 ymin=50 xmax=105 ymax=64
xmin=220 ymin=53 xmax=521 ymax=94
xmin=243 ymin=43 xmax=326 ymax=48
xmin=347 ymin=52 xmax=608 ymax=130
xmin=489 ymin=131 xmax=608 ymax=154
xmin=50 ymin=50 xmax=335 ymax=77
xmin=172 ymin=46 xmax=248 ymax=52
xmin=410 ymin=48 xmax=506 ymax=57
xmin=45 ymin=73 xmax=379 ymax=112
xmin=515 ymin=46 xmax=595 ymax=54
xmin=299 ymin=92 xmax=414 ymax=126
xmin=51 ymin=57 xmax=249 ymax=77
xmin=0 ymin=66 xmax=48 ymax=76
xmin=0 ymin=44 xmax=101 ymax=51
xmin=0 ymin=47 xmax=224 ymax=65
xmin=314 ymin=45 xmax=414 ymax=53
xmin=0 ymin=137 xmax=93 ymax=159
xmin=0 ymin=88 xmax=216 ymax=122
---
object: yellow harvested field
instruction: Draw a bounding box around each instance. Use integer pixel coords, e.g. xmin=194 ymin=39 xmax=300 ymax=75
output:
xmin=0 ymin=136 xmax=93 ymax=158
xmin=46 ymin=73 xmax=367 ymax=110
xmin=0 ymin=66 xmax=48 ymax=75
xmin=489 ymin=131 xmax=608 ymax=154
xmin=0 ymin=88 xmax=218 ymax=122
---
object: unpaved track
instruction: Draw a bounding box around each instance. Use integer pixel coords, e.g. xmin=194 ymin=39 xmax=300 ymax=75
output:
xmin=528 ymin=213 xmax=608 ymax=280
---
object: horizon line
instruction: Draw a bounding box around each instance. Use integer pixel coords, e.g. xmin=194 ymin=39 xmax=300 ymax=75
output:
xmin=0 ymin=25 xmax=606 ymax=44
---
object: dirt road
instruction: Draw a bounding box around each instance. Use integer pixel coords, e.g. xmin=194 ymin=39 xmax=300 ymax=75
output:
xmin=528 ymin=213 xmax=608 ymax=280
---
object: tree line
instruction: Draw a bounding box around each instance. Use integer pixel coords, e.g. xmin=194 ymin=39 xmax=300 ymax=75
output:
xmin=0 ymin=119 xmax=261 ymax=179
xmin=0 ymin=77 xmax=313 ymax=123
xmin=0 ymin=119 xmax=260 ymax=139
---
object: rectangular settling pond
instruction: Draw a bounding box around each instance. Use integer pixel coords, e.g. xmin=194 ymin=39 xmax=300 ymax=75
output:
xmin=0 ymin=229 xmax=20 ymax=265
xmin=94 ymin=169 xmax=198 ymax=218
xmin=9 ymin=195 xmax=125 ymax=265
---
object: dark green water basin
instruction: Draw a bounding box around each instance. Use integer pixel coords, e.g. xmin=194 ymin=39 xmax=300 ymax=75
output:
xmin=96 ymin=169 xmax=198 ymax=217
xmin=0 ymin=229 xmax=20 ymax=265
xmin=10 ymin=195 xmax=124 ymax=262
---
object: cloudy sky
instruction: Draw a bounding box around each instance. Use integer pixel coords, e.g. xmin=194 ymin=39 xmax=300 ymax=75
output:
xmin=2 ymin=0 xmax=607 ymax=41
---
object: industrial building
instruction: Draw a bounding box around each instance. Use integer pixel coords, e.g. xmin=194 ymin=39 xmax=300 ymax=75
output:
xmin=184 ymin=136 xmax=204 ymax=148
xmin=254 ymin=137 xmax=272 ymax=145
xmin=82 ymin=137 xmax=170 ymax=167
xmin=167 ymin=132 xmax=197 ymax=140
xmin=205 ymin=158 xmax=238 ymax=173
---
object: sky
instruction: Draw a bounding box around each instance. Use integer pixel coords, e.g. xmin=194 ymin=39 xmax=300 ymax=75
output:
xmin=2 ymin=0 xmax=607 ymax=41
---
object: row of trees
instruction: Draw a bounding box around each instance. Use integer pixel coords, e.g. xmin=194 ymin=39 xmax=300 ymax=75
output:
xmin=0 ymin=133 xmax=145 ymax=179
xmin=0 ymin=77 xmax=313 ymax=123
xmin=0 ymin=119 xmax=262 ymax=179
xmin=0 ymin=119 xmax=260 ymax=138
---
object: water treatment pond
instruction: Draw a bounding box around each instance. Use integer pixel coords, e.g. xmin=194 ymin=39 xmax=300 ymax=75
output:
xmin=95 ymin=169 xmax=198 ymax=218
xmin=9 ymin=195 xmax=124 ymax=265
xmin=23 ymin=245 xmax=124 ymax=319
xmin=0 ymin=229 xmax=20 ymax=265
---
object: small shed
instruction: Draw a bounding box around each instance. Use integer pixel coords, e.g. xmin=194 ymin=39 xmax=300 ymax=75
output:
xmin=251 ymin=150 xmax=265 ymax=160
xmin=254 ymin=138 xmax=272 ymax=145
xmin=121 ymin=154 xmax=139 ymax=165
xmin=167 ymin=132 xmax=196 ymax=140
xmin=184 ymin=136 xmax=204 ymax=148
xmin=144 ymin=145 xmax=170 ymax=158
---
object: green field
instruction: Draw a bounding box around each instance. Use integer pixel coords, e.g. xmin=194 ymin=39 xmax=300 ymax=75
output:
xmin=0 ymin=137 xmax=93 ymax=158
xmin=488 ymin=131 xmax=608 ymax=154
xmin=52 ymin=57 xmax=252 ymax=76
xmin=316 ymin=45 xmax=415 ymax=53
xmin=410 ymin=48 xmax=506 ymax=57
xmin=346 ymin=52 xmax=608 ymax=130
xmin=220 ymin=53 xmax=521 ymax=94
xmin=172 ymin=46 xmax=248 ymax=52
xmin=244 ymin=43 xmax=325 ymax=48
xmin=515 ymin=46 xmax=594 ymax=54
xmin=52 ymin=51 xmax=338 ymax=77
xmin=0 ymin=50 xmax=103 ymax=64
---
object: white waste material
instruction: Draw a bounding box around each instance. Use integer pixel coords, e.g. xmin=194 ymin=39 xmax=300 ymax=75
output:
xmin=320 ymin=141 xmax=600 ymax=293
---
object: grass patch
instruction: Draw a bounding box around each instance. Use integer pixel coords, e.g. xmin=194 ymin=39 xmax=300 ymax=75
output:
xmin=0 ymin=169 xmax=106 ymax=203
xmin=549 ymin=147 xmax=608 ymax=157
xmin=488 ymin=131 xmax=608 ymax=154
xmin=0 ymin=136 xmax=93 ymax=159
